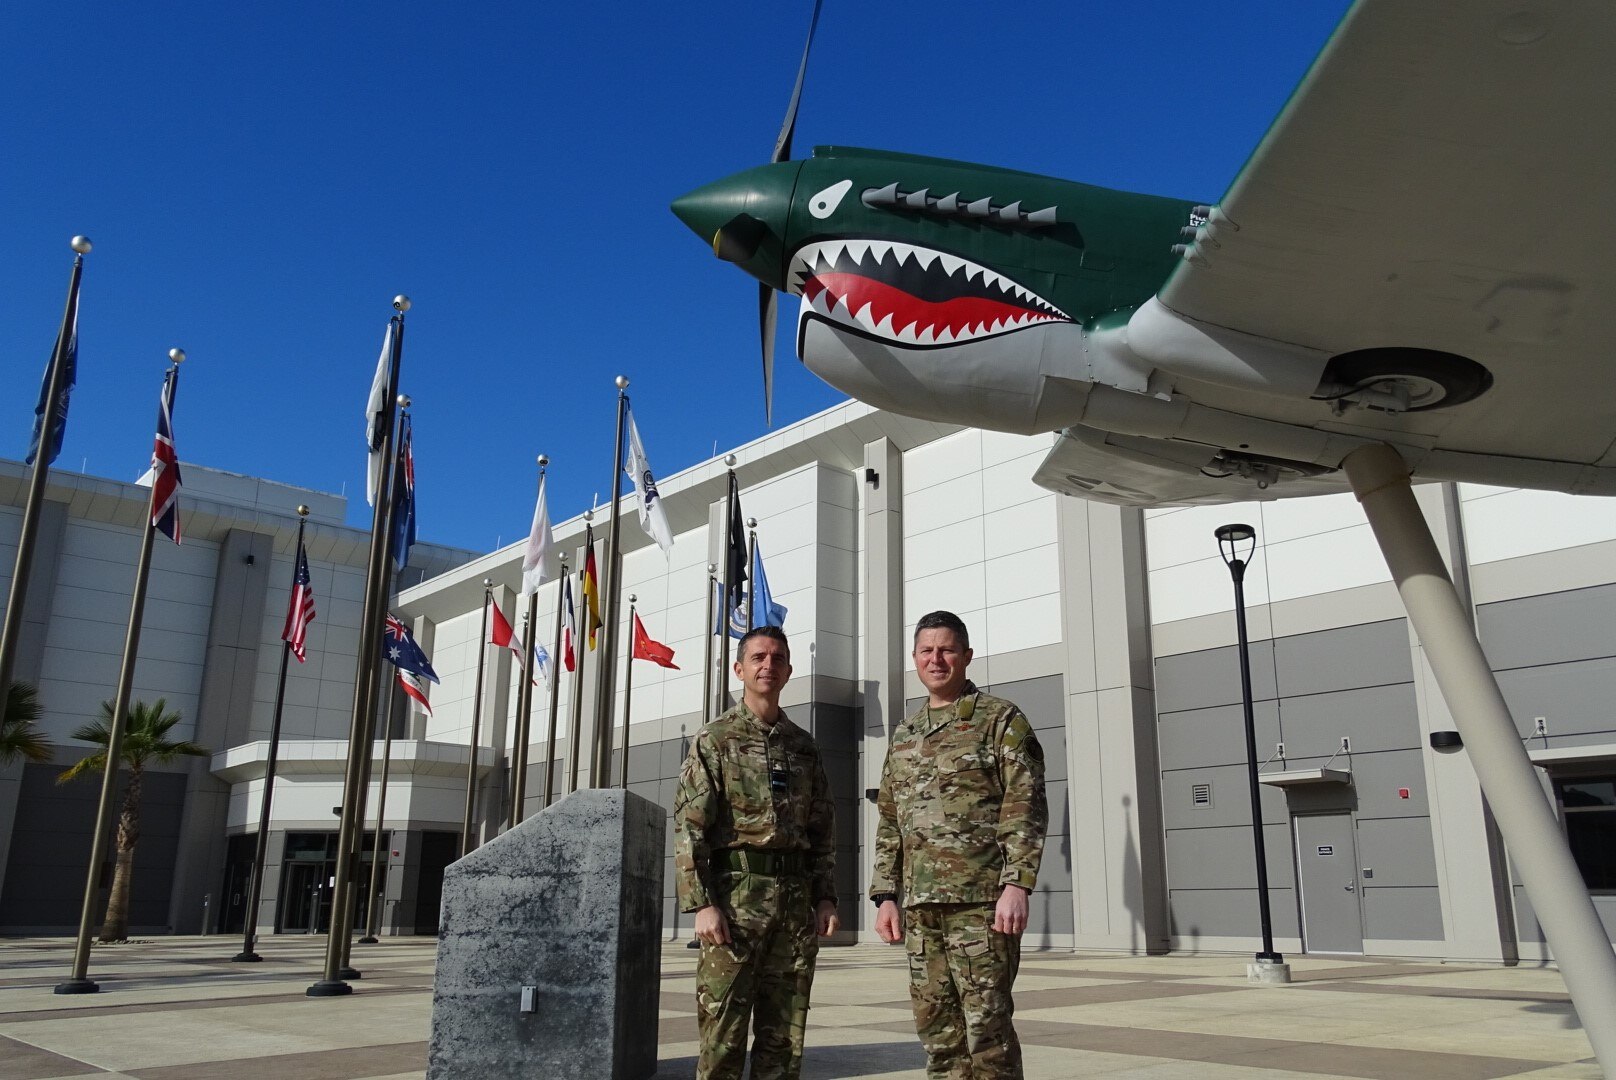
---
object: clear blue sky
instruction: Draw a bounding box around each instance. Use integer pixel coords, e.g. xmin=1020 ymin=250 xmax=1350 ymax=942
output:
xmin=2 ymin=1 xmax=1351 ymax=554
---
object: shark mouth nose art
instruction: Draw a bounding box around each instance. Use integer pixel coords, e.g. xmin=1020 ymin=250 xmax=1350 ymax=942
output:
xmin=790 ymin=239 xmax=1070 ymax=346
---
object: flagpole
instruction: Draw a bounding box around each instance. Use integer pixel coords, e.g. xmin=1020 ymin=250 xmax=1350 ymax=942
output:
xmin=702 ymin=563 xmax=717 ymax=724
xmin=232 ymin=506 xmax=310 ymax=963
xmin=336 ymin=395 xmax=410 ymax=983
xmin=508 ymin=605 xmax=534 ymax=829
xmin=359 ymin=673 xmax=399 ymax=943
xmin=591 ymin=378 xmax=630 ymax=789
xmin=718 ymin=457 xmax=738 ymax=713
xmin=542 ymin=557 xmax=568 ymax=809
xmin=620 ymin=596 xmax=637 ymax=789
xmin=746 ymin=518 xmax=758 ymax=630
xmin=462 ymin=582 xmax=493 ymax=857
xmin=56 ymin=349 xmax=183 ymax=995
xmin=0 ymin=237 xmax=89 ymax=734
xmin=566 ymin=531 xmax=590 ymax=794
xmin=309 ymin=297 xmax=407 ymax=998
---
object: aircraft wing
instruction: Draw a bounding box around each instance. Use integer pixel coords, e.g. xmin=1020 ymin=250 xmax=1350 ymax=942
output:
xmin=1158 ymin=0 xmax=1616 ymax=474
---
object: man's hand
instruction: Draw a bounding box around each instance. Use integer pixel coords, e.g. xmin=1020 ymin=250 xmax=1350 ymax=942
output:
xmin=694 ymin=905 xmax=731 ymax=946
xmin=993 ymin=884 xmax=1029 ymax=936
xmin=874 ymin=899 xmax=903 ymax=943
xmin=815 ymin=899 xmax=841 ymax=937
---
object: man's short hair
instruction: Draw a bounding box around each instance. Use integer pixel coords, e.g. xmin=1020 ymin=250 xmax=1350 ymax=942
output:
xmin=914 ymin=610 xmax=970 ymax=650
xmin=737 ymin=624 xmax=790 ymax=659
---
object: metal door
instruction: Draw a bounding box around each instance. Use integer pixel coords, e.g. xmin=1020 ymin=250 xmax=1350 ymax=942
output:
xmin=1295 ymin=813 xmax=1364 ymax=954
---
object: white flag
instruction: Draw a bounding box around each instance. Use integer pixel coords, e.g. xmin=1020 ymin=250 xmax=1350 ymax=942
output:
xmin=625 ymin=409 xmax=673 ymax=555
xmin=364 ymin=321 xmax=394 ymax=506
xmin=521 ymin=471 xmax=554 ymax=595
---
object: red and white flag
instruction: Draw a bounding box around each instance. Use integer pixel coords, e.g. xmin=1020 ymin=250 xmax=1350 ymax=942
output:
xmin=632 ymin=611 xmax=679 ymax=670
xmin=281 ymin=540 xmax=317 ymax=662
xmin=397 ymin=671 xmax=432 ymax=716
xmin=561 ymin=576 xmax=577 ymax=673
xmin=136 ymin=365 xmax=184 ymax=543
xmin=488 ymin=599 xmax=524 ymax=662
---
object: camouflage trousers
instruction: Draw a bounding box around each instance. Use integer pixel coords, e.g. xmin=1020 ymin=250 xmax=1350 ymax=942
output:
xmin=695 ymin=870 xmax=820 ymax=1080
xmin=904 ymin=902 xmax=1023 ymax=1080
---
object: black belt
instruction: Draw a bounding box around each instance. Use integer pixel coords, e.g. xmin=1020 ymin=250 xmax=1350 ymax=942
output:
xmin=715 ymin=848 xmax=807 ymax=877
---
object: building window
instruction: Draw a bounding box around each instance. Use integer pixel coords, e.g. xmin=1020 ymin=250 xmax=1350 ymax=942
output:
xmin=1556 ymin=776 xmax=1616 ymax=893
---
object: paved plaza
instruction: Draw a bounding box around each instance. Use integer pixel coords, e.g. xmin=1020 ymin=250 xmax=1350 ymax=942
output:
xmin=0 ymin=936 xmax=1601 ymax=1079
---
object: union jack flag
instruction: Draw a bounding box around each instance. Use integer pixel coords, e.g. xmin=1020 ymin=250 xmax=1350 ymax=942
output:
xmin=281 ymin=540 xmax=317 ymax=662
xmin=149 ymin=366 xmax=182 ymax=543
xmin=382 ymin=612 xmax=439 ymax=683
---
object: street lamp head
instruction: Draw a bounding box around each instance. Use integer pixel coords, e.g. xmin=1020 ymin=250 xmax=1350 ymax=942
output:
xmin=1215 ymin=523 xmax=1257 ymax=570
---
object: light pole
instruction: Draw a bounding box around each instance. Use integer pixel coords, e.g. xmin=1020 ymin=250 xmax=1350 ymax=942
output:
xmin=1214 ymin=523 xmax=1287 ymax=981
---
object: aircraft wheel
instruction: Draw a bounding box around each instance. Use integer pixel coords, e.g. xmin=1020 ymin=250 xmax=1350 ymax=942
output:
xmin=1319 ymin=348 xmax=1492 ymax=411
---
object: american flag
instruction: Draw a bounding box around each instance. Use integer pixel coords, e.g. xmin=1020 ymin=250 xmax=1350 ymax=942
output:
xmin=281 ymin=540 xmax=317 ymax=662
xmin=149 ymin=366 xmax=183 ymax=543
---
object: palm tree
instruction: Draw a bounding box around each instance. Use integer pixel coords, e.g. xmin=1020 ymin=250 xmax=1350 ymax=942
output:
xmin=1 ymin=682 xmax=53 ymax=766
xmin=58 ymin=698 xmax=207 ymax=942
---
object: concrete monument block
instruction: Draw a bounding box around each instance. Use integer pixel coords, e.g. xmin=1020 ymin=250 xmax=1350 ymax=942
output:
xmin=428 ymin=788 xmax=666 ymax=1079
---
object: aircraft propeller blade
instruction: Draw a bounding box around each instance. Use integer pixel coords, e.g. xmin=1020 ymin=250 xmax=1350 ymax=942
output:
xmin=759 ymin=282 xmax=777 ymax=426
xmin=771 ymin=0 xmax=824 ymax=165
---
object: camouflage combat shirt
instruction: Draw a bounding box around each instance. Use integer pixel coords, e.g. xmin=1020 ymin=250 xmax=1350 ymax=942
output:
xmin=870 ymin=682 xmax=1047 ymax=904
xmin=673 ymin=702 xmax=837 ymax=912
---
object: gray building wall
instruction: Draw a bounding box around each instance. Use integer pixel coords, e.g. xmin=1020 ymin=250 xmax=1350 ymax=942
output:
xmin=1155 ymin=618 xmax=1442 ymax=951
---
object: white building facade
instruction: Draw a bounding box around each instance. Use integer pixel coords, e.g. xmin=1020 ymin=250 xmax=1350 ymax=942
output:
xmin=5 ymin=400 xmax=1615 ymax=962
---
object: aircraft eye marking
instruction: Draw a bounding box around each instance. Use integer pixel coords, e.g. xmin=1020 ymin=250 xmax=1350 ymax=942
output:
xmin=860 ymin=183 xmax=1057 ymax=228
xmin=808 ymin=179 xmax=854 ymax=219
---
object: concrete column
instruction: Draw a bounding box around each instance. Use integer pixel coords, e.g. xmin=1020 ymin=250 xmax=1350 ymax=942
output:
xmin=0 ymin=498 xmax=68 ymax=894
xmin=859 ymin=439 xmax=903 ymax=931
xmin=408 ymin=615 xmax=436 ymax=740
xmin=1057 ymin=498 xmax=1169 ymax=954
xmin=169 ymin=528 xmax=274 ymax=932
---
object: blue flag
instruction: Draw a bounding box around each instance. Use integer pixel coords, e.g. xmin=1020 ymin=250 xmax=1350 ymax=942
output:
xmin=390 ymin=413 xmax=416 ymax=571
xmin=749 ymin=540 xmax=788 ymax=631
xmin=383 ymin=612 xmax=439 ymax=683
xmin=27 ymin=297 xmax=79 ymax=467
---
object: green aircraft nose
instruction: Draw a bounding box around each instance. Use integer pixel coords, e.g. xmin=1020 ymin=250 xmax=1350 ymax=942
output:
xmin=671 ymin=161 xmax=803 ymax=292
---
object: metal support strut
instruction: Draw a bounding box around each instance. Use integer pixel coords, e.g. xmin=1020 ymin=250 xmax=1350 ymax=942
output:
xmin=1343 ymin=443 xmax=1616 ymax=1071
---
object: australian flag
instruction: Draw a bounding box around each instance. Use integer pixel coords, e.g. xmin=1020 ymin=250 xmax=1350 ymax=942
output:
xmin=390 ymin=412 xmax=416 ymax=571
xmin=147 ymin=365 xmax=183 ymax=544
xmin=383 ymin=612 xmax=439 ymax=683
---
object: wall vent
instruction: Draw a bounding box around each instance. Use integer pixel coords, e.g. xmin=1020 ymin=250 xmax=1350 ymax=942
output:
xmin=1191 ymin=782 xmax=1212 ymax=808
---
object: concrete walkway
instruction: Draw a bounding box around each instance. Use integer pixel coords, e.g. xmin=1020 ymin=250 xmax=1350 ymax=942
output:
xmin=0 ymin=936 xmax=1600 ymax=1078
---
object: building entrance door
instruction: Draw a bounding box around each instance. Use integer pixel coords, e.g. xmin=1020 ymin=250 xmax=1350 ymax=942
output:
xmin=1295 ymin=812 xmax=1364 ymax=954
xmin=280 ymin=862 xmax=331 ymax=933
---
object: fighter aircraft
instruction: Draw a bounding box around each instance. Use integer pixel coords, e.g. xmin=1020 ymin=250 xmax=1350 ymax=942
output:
xmin=673 ymin=1 xmax=1615 ymax=509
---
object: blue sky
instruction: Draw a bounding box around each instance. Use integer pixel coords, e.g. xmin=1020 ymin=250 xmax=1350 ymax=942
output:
xmin=1 ymin=1 xmax=1351 ymax=554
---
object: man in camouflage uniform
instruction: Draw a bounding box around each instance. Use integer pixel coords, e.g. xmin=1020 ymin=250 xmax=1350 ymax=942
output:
xmin=674 ymin=625 xmax=841 ymax=1080
xmin=871 ymin=610 xmax=1047 ymax=1080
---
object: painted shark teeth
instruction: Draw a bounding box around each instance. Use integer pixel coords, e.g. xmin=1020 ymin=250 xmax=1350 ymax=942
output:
xmin=791 ymin=237 xmax=1072 ymax=348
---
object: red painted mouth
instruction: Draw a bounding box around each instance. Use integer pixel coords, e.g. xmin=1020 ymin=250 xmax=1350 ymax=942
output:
xmin=791 ymin=238 xmax=1068 ymax=346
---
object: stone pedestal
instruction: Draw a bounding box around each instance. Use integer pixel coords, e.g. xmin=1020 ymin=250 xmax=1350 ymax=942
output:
xmin=1247 ymin=958 xmax=1293 ymax=985
xmin=428 ymin=789 xmax=666 ymax=1079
